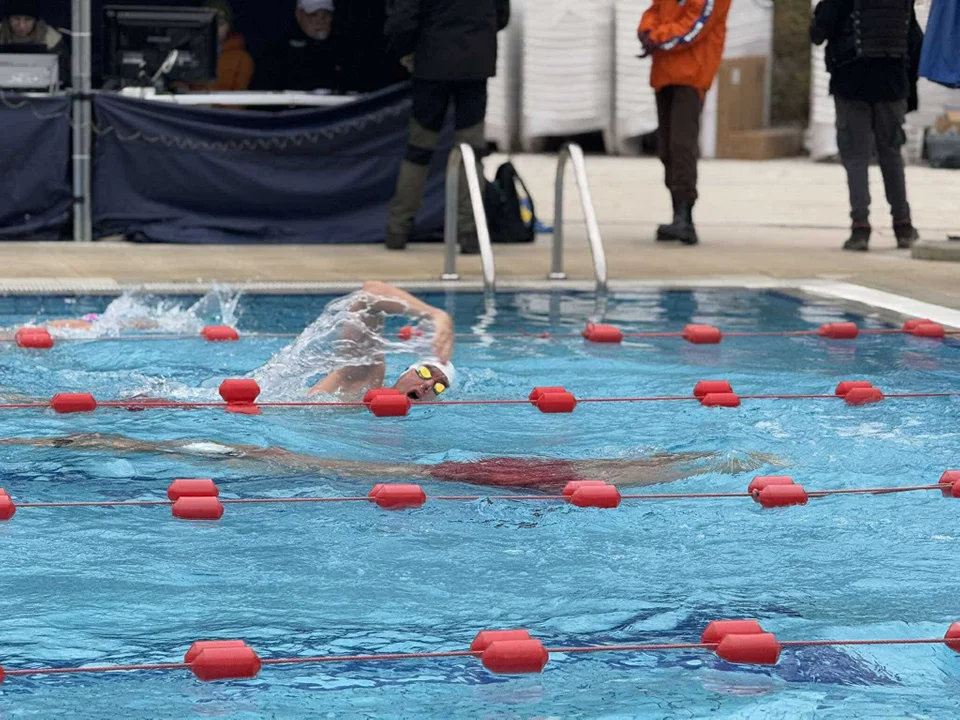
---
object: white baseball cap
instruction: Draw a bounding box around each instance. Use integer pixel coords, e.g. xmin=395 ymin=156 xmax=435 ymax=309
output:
xmin=299 ymin=0 xmax=334 ymax=12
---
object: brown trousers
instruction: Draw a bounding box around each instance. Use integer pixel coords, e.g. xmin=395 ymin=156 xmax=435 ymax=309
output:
xmin=655 ymin=85 xmax=703 ymax=204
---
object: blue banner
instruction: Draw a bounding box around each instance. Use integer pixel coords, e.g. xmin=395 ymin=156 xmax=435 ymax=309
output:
xmin=0 ymin=95 xmax=71 ymax=239
xmin=920 ymin=0 xmax=960 ymax=89
xmin=92 ymin=84 xmax=449 ymax=244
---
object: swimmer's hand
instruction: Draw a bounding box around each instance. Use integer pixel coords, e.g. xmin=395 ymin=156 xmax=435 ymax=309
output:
xmin=431 ymin=309 xmax=454 ymax=364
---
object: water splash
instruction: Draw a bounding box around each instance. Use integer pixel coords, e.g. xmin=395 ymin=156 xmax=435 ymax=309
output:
xmin=252 ymin=290 xmax=433 ymax=400
xmin=55 ymin=285 xmax=242 ymax=338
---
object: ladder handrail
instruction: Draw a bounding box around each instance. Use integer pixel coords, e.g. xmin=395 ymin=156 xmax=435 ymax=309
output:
xmin=441 ymin=143 xmax=496 ymax=291
xmin=551 ymin=143 xmax=608 ymax=292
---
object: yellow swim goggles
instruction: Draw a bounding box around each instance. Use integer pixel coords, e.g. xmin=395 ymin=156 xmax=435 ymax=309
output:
xmin=416 ymin=365 xmax=448 ymax=396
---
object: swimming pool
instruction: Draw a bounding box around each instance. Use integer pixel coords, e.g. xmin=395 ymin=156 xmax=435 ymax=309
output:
xmin=1 ymin=288 xmax=959 ymax=718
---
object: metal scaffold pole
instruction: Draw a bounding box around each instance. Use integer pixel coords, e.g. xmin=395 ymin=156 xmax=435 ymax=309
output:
xmin=72 ymin=0 xmax=93 ymax=242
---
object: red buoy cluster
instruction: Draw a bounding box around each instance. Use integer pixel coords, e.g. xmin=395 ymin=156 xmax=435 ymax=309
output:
xmin=834 ymin=381 xmax=885 ymax=406
xmin=903 ymin=319 xmax=946 ymax=338
xmin=582 ymin=323 xmax=624 ymax=343
xmin=169 ymin=479 xmax=224 ymax=520
xmin=682 ymin=324 xmax=723 ymax=344
xmin=748 ymin=477 xmax=809 ymax=508
xmin=529 ymin=387 xmax=578 ymax=413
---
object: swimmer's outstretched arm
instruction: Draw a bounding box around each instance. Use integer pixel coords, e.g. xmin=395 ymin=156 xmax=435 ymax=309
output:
xmin=0 ymin=434 xmax=426 ymax=480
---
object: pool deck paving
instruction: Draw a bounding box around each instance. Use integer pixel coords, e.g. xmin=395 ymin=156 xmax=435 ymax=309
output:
xmin=1 ymin=155 xmax=958 ymax=311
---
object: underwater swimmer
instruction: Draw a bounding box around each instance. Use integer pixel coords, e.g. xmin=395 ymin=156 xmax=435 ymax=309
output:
xmin=0 ymin=434 xmax=783 ymax=492
xmin=305 ymin=281 xmax=456 ymax=401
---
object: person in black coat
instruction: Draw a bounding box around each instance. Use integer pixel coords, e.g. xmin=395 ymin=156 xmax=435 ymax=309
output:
xmin=384 ymin=0 xmax=510 ymax=252
xmin=811 ymin=0 xmax=923 ymax=252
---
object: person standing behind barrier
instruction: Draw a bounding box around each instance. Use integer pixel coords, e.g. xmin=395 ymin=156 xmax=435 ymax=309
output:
xmin=198 ymin=0 xmax=254 ymax=92
xmin=252 ymin=0 xmax=342 ymax=92
xmin=383 ymin=0 xmax=510 ymax=253
xmin=638 ymin=0 xmax=732 ymax=247
xmin=0 ymin=0 xmax=68 ymax=88
xmin=811 ymin=0 xmax=923 ymax=252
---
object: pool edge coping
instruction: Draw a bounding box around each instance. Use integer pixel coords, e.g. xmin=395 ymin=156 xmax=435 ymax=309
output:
xmin=0 ymin=277 xmax=958 ymax=329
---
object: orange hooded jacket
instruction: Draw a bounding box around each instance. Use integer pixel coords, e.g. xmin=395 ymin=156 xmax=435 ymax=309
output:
xmin=205 ymin=33 xmax=254 ymax=91
xmin=638 ymin=0 xmax=732 ymax=95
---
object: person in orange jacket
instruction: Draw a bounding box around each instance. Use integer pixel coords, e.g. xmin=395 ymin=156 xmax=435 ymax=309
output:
xmin=201 ymin=0 xmax=254 ymax=92
xmin=638 ymin=0 xmax=732 ymax=245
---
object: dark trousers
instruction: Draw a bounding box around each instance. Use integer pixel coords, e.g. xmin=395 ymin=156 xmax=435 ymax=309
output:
xmin=835 ymin=97 xmax=911 ymax=226
xmin=387 ymin=79 xmax=488 ymax=241
xmin=655 ymin=85 xmax=703 ymax=205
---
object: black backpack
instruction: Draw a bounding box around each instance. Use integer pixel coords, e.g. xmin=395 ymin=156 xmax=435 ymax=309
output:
xmin=484 ymin=161 xmax=536 ymax=243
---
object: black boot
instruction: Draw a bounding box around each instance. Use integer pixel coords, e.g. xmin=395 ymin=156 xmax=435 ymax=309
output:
xmin=842 ymin=224 xmax=871 ymax=252
xmin=894 ymin=221 xmax=919 ymax=249
xmin=656 ymin=198 xmax=682 ymax=242
xmin=673 ymin=202 xmax=699 ymax=245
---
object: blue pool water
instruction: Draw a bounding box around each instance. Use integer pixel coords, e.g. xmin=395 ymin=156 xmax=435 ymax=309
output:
xmin=1 ymin=289 xmax=959 ymax=719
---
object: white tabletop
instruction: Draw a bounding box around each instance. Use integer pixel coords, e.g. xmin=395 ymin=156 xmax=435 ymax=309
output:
xmin=117 ymin=87 xmax=358 ymax=107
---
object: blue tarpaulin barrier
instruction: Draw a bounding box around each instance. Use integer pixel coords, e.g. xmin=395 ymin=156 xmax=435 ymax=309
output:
xmin=92 ymin=84 xmax=449 ymax=244
xmin=920 ymin=0 xmax=960 ymax=89
xmin=0 ymin=95 xmax=71 ymax=239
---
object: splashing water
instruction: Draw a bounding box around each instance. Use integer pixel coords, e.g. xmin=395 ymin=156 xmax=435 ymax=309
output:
xmin=53 ymin=285 xmax=242 ymax=338
xmin=252 ymin=290 xmax=434 ymax=400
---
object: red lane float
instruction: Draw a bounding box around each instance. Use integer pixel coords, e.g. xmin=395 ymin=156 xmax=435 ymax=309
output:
xmin=568 ymin=484 xmax=622 ymax=509
xmin=756 ymin=484 xmax=809 ymax=508
xmin=50 ymin=393 xmax=97 ymax=414
xmin=172 ymin=496 xmax=224 ymax=521
xmin=185 ymin=640 xmax=249 ymax=664
xmin=835 ymin=381 xmax=873 ymax=397
xmin=167 ymin=479 xmax=219 ymax=501
xmin=219 ymin=379 xmax=261 ymax=415
xmin=940 ymin=471 xmax=960 ymax=498
xmin=398 ymin=325 xmax=424 ymax=341
xmin=536 ymin=391 xmax=577 ymax=414
xmin=190 ymin=645 xmax=262 ymax=682
xmin=716 ymin=633 xmax=782 ymax=665
xmin=368 ymin=394 xmax=412 ymax=417
xmin=701 ymin=620 xmax=765 ymax=644
xmin=471 ymin=630 xmax=533 ymax=651
xmin=694 ymin=381 xmax=733 ymax=398
xmin=582 ymin=323 xmax=624 ymax=343
xmin=911 ymin=322 xmax=946 ymax=339
xmin=903 ymin=318 xmax=933 ymax=332
xmin=700 ymin=392 xmax=741 ymax=408
xmin=747 ymin=476 xmax=795 ymax=495
xmin=15 ymin=328 xmax=54 ymax=349
xmin=529 ymin=386 xmax=567 ymax=404
xmin=683 ymin=324 xmax=722 ymax=344
xmin=561 ymin=480 xmax=608 ymax=497
xmin=201 ymin=326 xmax=240 ymax=342
xmin=481 ymin=640 xmax=549 ymax=674
xmin=819 ymin=322 xmax=859 ymax=340
xmin=945 ymin=623 xmax=960 ymax=652
xmin=844 ymin=387 xmax=885 ymax=406
xmin=0 ymin=490 xmax=15 ymax=521
xmin=368 ymin=484 xmax=427 ymax=510
xmin=363 ymin=388 xmax=402 ymax=406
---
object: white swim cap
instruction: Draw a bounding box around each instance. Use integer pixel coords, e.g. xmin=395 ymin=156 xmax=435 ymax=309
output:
xmin=407 ymin=357 xmax=456 ymax=390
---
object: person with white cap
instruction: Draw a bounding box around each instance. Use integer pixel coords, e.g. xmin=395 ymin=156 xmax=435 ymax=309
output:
xmin=251 ymin=0 xmax=342 ymax=92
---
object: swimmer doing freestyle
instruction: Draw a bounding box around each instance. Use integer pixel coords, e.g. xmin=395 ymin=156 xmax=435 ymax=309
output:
xmin=1 ymin=282 xmax=782 ymax=490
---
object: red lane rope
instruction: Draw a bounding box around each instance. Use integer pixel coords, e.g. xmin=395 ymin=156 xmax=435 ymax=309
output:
xmin=4 ymin=634 xmax=958 ymax=680
xmin=6 ymin=482 xmax=953 ymax=512
xmin=2 ymin=391 xmax=959 ymax=414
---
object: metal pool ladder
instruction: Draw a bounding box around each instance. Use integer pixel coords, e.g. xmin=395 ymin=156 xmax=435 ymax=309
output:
xmin=550 ymin=143 xmax=608 ymax=292
xmin=441 ymin=143 xmax=496 ymax=290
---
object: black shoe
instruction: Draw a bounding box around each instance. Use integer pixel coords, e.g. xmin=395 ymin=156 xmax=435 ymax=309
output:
xmin=843 ymin=225 xmax=871 ymax=252
xmin=671 ymin=202 xmax=699 ymax=245
xmin=385 ymin=231 xmax=408 ymax=250
xmin=656 ymin=199 xmax=682 ymax=242
xmin=894 ymin=222 xmax=920 ymax=249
